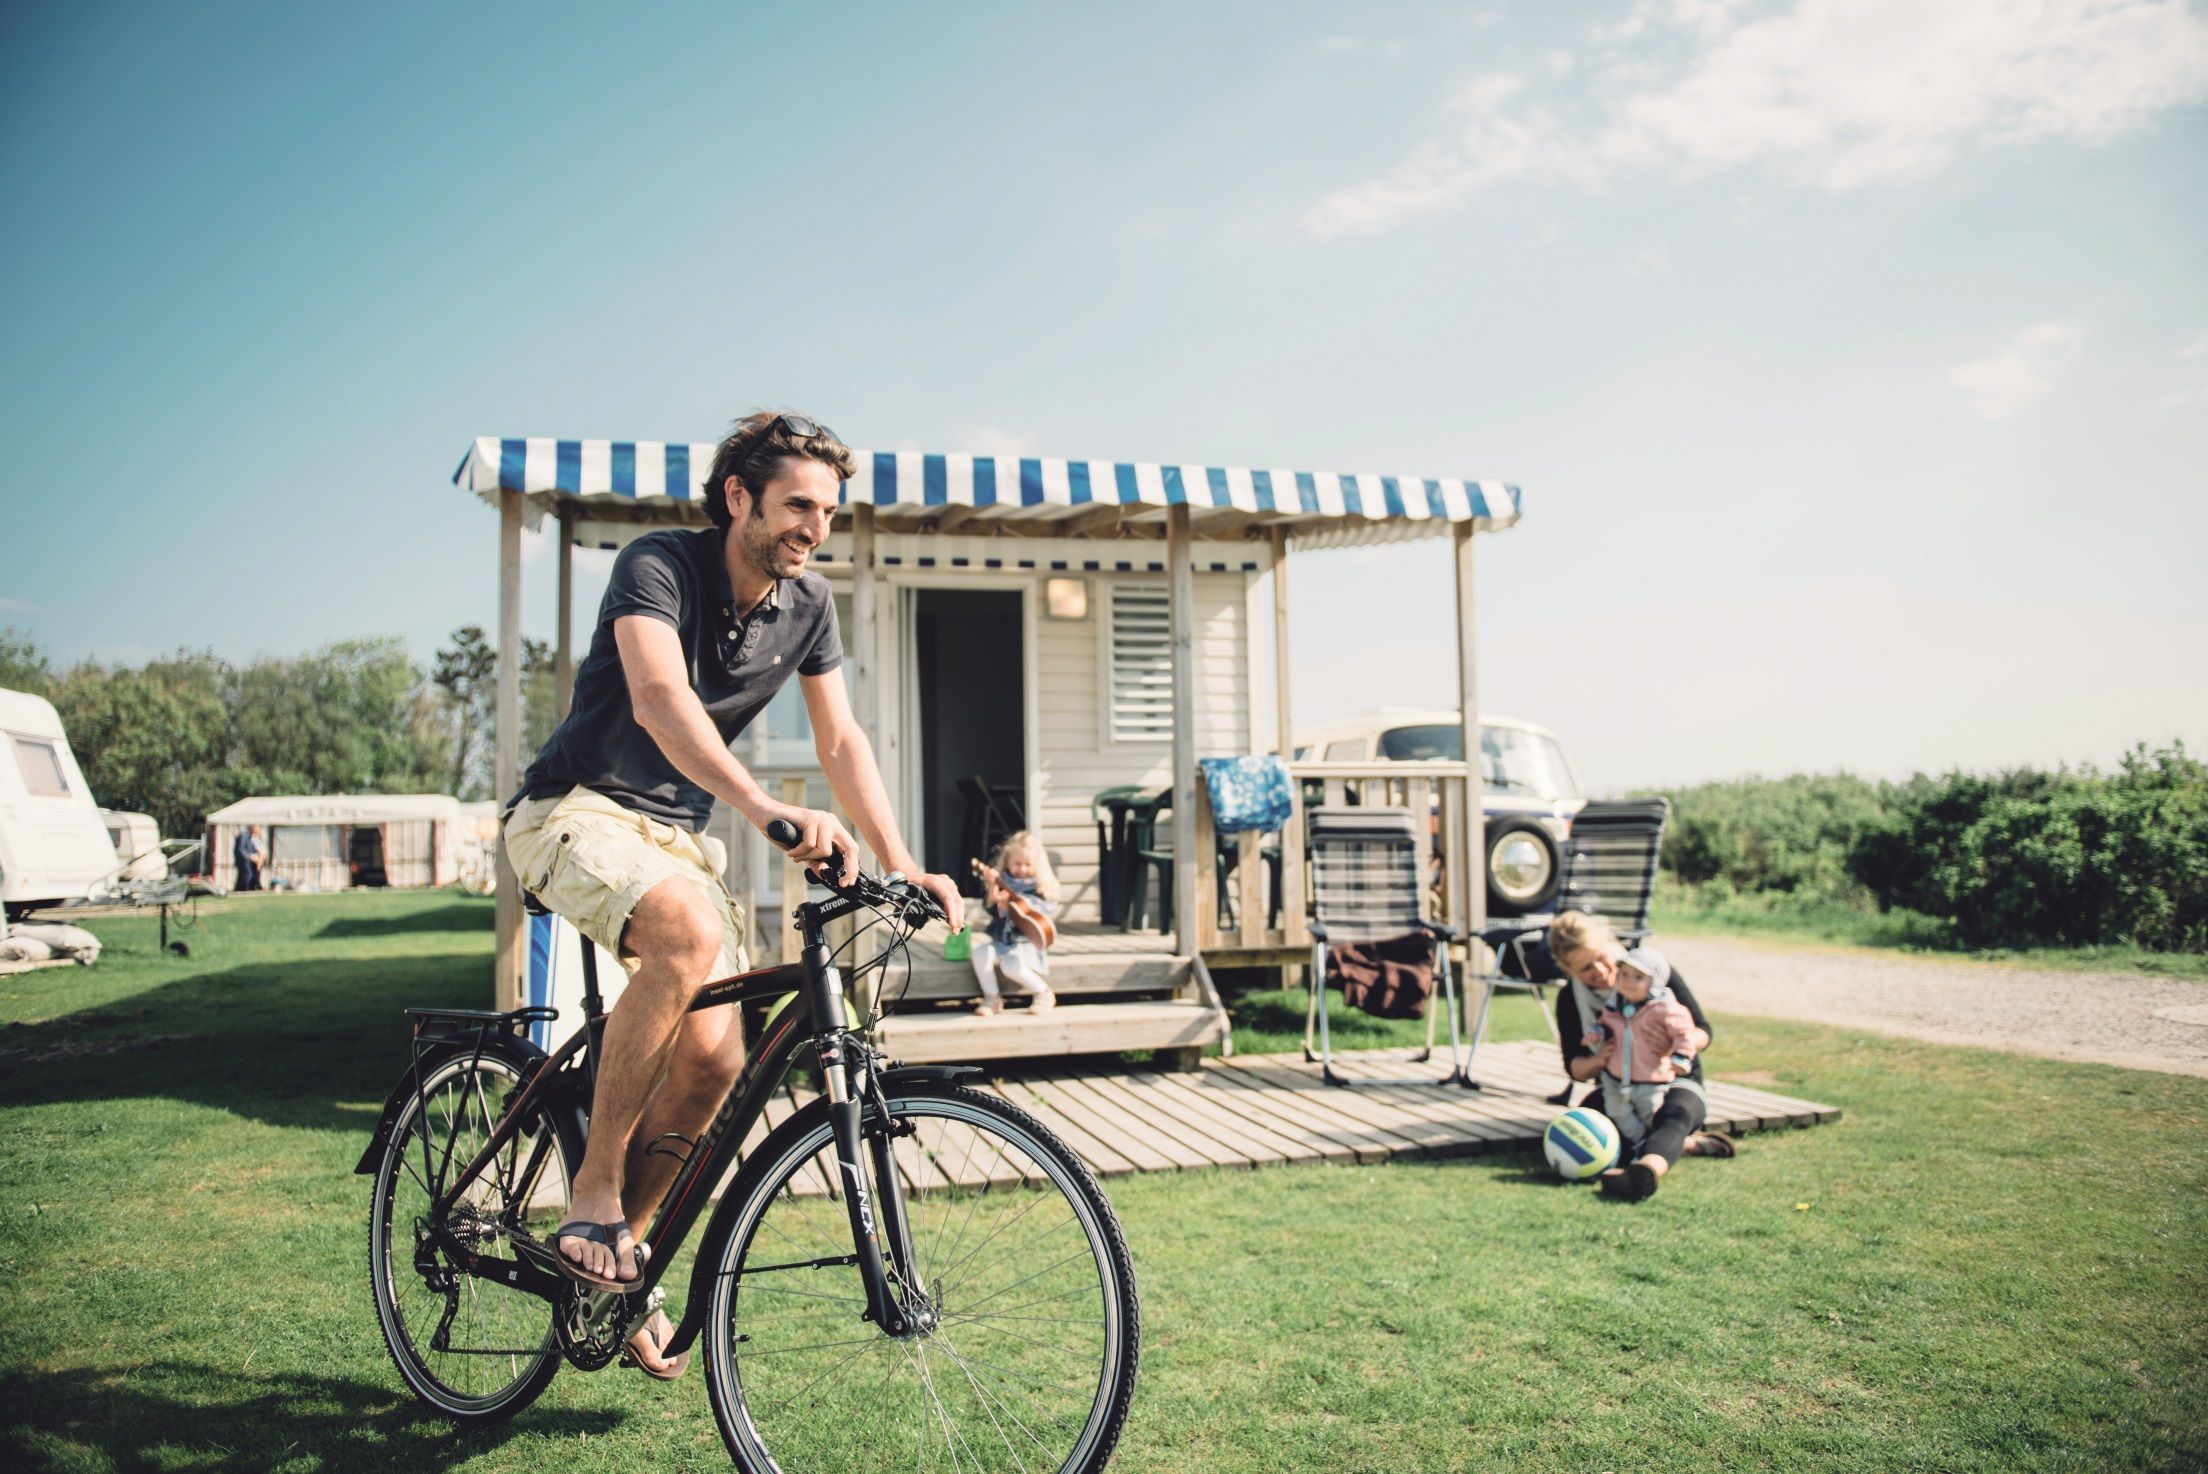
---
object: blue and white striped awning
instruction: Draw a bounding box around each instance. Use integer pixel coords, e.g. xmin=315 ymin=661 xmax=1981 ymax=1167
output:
xmin=455 ymin=436 xmax=1521 ymax=547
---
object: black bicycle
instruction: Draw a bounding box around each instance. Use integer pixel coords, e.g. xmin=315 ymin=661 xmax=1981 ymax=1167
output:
xmin=358 ymin=824 xmax=1140 ymax=1472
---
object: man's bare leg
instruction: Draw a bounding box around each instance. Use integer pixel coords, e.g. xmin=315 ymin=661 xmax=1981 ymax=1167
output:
xmin=618 ymin=1004 xmax=746 ymax=1377
xmin=622 ymin=1002 xmax=746 ymax=1235
xmin=555 ymin=877 xmax=722 ymax=1285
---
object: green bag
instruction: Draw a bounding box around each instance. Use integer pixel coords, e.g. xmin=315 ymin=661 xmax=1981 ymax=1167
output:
xmin=942 ymin=927 xmax=972 ymax=962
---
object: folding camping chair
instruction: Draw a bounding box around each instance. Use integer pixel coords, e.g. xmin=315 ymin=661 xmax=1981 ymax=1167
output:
xmin=1301 ymin=807 xmax=1469 ymax=1088
xmin=1459 ymin=797 xmax=1671 ymax=1090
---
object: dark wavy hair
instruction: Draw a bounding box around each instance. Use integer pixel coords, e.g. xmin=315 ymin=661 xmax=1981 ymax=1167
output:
xmin=703 ymin=411 xmax=857 ymax=530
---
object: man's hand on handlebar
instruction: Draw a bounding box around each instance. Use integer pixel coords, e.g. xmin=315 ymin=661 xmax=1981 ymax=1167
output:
xmin=757 ymin=804 xmax=860 ymax=887
xmin=908 ymin=871 xmax=963 ymax=933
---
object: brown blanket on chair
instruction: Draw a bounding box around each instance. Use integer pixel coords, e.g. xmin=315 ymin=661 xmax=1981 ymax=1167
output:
xmin=1328 ymin=932 xmax=1434 ymax=1020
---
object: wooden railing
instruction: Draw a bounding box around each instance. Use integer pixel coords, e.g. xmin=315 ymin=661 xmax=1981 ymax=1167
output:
xmin=1193 ymin=760 xmax=1477 ymax=956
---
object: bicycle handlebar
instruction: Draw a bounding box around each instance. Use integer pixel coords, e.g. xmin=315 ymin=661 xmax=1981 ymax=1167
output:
xmin=763 ymin=818 xmax=945 ymax=929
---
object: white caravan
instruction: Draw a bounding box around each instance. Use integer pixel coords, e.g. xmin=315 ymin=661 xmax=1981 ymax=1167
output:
xmin=1 ymin=687 xmax=120 ymax=920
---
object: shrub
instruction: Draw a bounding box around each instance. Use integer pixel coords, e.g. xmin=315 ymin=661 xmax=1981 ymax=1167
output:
xmin=1647 ymin=746 xmax=2207 ymax=954
xmin=1870 ymin=746 xmax=2207 ymax=952
xmin=1644 ymin=773 xmax=1888 ymax=903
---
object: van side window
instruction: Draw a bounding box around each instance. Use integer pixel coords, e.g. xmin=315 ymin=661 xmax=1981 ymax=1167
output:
xmin=1322 ymin=737 xmax=1370 ymax=761
xmin=10 ymin=735 xmax=70 ymax=797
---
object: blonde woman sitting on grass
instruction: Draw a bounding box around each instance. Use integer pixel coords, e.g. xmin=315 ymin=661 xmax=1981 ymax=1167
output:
xmin=969 ymin=831 xmax=1058 ymax=1017
xmin=1548 ymin=909 xmax=1736 ymax=1200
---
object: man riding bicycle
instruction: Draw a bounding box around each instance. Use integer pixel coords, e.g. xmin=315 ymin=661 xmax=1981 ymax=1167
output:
xmin=501 ymin=410 xmax=961 ymax=1379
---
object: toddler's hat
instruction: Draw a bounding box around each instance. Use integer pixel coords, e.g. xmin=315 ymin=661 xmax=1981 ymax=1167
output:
xmin=1620 ymin=945 xmax=1671 ymax=994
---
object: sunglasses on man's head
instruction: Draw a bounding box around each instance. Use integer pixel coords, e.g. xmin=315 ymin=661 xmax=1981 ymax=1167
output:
xmin=771 ymin=413 xmax=834 ymax=443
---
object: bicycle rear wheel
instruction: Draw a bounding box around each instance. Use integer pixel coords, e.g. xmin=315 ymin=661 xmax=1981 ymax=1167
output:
xmin=367 ymin=1052 xmax=573 ymax=1420
xmin=704 ymin=1083 xmax=1140 ymax=1474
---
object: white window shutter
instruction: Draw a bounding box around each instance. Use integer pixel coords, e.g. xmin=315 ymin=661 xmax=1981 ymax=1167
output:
xmin=1107 ymin=582 xmax=1173 ymax=744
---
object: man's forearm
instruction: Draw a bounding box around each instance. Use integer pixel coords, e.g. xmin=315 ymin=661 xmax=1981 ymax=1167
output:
xmin=634 ymin=685 xmax=775 ymax=823
xmin=816 ymin=726 xmax=917 ymax=871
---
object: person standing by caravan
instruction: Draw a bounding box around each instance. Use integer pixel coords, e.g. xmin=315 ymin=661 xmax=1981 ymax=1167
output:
xmin=502 ymin=410 xmax=961 ymax=1378
xmin=234 ymin=825 xmax=266 ymax=892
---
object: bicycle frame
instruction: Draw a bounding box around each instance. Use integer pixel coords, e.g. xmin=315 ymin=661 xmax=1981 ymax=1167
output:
xmin=418 ymin=889 xmax=940 ymax=1360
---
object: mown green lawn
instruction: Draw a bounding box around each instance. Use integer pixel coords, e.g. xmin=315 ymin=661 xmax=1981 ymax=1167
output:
xmin=3 ymin=892 xmax=2203 ymax=1472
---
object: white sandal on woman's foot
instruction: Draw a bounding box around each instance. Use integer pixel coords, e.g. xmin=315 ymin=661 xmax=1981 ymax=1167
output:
xmin=1028 ymin=987 xmax=1056 ymax=1013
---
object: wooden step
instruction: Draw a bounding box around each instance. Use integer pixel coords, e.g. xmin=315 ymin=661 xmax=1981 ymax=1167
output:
xmin=873 ymin=1000 xmax=1227 ymax=1064
xmin=881 ymin=951 xmax=1188 ymax=1004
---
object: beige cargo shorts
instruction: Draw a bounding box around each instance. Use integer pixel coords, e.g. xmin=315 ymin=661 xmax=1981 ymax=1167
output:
xmin=503 ymin=786 xmax=750 ymax=980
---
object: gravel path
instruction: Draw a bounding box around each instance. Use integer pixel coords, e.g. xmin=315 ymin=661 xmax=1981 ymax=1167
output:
xmin=1660 ymin=935 xmax=2208 ymax=1079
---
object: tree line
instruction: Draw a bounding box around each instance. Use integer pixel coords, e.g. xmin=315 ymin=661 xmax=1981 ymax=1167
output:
xmin=1 ymin=627 xmax=561 ymax=839
xmin=1648 ymin=743 xmax=2208 ymax=953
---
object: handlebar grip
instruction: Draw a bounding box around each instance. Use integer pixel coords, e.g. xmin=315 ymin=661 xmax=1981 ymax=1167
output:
xmin=764 ymin=816 xmax=846 ymax=886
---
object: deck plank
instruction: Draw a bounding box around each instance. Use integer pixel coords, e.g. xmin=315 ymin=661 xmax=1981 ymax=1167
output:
xmin=983 ymin=1078 xmax=1144 ymax=1178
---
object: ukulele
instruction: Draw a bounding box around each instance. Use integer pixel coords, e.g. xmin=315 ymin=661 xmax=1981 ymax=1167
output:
xmin=970 ymin=859 xmax=1058 ymax=949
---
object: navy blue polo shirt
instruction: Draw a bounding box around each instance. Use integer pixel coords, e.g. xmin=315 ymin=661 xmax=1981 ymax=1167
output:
xmin=518 ymin=527 xmax=842 ymax=831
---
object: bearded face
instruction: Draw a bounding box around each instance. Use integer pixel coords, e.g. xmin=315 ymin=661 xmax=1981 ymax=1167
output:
xmin=727 ymin=460 xmax=839 ymax=583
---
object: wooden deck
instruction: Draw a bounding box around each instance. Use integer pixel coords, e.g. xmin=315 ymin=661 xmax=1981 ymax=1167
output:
xmin=742 ymin=1040 xmax=1840 ymax=1194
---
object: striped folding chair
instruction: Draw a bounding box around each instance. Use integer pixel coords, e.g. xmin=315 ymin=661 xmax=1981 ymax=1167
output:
xmin=1463 ymin=797 xmax=1671 ymax=1090
xmin=1301 ymin=807 xmax=1469 ymax=1088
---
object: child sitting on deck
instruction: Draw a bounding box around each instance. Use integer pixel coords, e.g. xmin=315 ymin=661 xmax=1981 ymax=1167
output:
xmin=970 ymin=831 xmax=1058 ymax=1018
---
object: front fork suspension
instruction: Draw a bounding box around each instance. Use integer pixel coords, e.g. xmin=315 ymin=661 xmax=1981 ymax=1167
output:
xmin=806 ymin=943 xmax=925 ymax=1336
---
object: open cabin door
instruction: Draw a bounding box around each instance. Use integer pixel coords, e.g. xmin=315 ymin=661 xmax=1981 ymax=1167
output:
xmin=898 ymin=586 xmax=1027 ymax=896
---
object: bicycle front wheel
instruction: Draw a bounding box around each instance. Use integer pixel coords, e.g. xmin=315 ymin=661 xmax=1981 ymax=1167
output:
xmin=704 ymin=1083 xmax=1140 ymax=1474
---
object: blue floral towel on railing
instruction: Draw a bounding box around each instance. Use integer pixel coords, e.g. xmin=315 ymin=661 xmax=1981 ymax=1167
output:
xmin=1200 ymin=756 xmax=1295 ymax=833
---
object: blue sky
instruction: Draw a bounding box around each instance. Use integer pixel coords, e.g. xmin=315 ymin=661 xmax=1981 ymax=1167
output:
xmin=3 ymin=0 xmax=2204 ymax=791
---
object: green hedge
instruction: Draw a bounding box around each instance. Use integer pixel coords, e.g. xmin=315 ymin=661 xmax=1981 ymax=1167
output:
xmin=1642 ymin=744 xmax=2207 ymax=954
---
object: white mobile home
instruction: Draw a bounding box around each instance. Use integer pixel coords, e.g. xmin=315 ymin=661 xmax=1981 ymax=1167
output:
xmin=1 ymin=687 xmax=120 ymax=918
xmin=206 ymin=793 xmax=466 ymax=892
xmin=458 ymin=437 xmax=1523 ymax=1061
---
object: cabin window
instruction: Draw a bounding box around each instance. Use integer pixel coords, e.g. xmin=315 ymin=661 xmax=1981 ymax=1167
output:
xmin=10 ymin=735 xmax=70 ymax=797
xmin=1104 ymin=581 xmax=1172 ymax=745
xmin=1323 ymin=737 xmax=1370 ymax=761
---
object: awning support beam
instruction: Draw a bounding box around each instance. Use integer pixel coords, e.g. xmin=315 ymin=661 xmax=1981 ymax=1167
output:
xmin=1168 ymin=504 xmax=1198 ymax=959
xmin=494 ymin=489 xmax=524 ymax=1010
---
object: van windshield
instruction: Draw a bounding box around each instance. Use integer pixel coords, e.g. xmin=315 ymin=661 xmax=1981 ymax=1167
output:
xmin=1377 ymin=724 xmax=1582 ymax=801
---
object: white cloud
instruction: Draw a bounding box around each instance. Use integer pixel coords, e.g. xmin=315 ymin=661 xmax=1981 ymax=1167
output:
xmin=2178 ymin=329 xmax=2208 ymax=360
xmin=1307 ymin=0 xmax=2208 ymax=236
xmin=0 ymin=596 xmax=32 ymax=613
xmin=1948 ymin=321 xmax=2085 ymax=419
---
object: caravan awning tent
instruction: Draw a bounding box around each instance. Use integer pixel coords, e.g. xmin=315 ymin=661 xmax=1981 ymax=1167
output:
xmin=206 ymin=793 xmax=464 ymax=891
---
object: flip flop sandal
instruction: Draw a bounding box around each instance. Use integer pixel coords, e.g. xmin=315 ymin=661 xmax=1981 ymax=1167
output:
xmin=1684 ymin=1131 xmax=1738 ymax=1158
xmin=621 ymin=1313 xmax=690 ymax=1383
xmin=531 ymin=1218 xmax=648 ymax=1292
xmin=1600 ymin=1161 xmax=1660 ymax=1202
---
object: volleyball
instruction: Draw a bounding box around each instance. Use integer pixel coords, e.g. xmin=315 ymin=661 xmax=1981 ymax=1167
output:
xmin=1543 ymin=1108 xmax=1620 ymax=1180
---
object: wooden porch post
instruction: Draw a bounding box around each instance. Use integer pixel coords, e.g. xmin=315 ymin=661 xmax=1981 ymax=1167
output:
xmin=1271 ymin=528 xmax=1306 ymax=950
xmin=494 ymin=490 xmax=525 ymax=1011
xmin=1453 ymin=524 xmax=1489 ymax=1022
xmin=1167 ymin=504 xmax=1198 ymax=959
xmin=850 ymin=504 xmax=878 ymax=749
xmin=554 ymin=505 xmax=575 ymax=721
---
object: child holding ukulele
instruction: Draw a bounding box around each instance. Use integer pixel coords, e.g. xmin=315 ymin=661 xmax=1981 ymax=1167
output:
xmin=969 ymin=830 xmax=1059 ymax=1017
